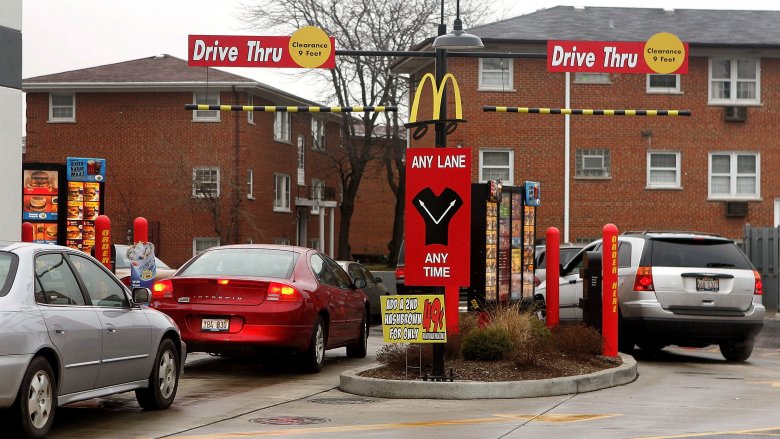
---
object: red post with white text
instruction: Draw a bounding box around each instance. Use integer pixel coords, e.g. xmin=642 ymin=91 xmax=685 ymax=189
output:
xmin=602 ymin=224 xmax=619 ymax=357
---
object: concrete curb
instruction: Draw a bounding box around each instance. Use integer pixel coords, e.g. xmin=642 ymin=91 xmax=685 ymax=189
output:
xmin=340 ymin=353 xmax=637 ymax=399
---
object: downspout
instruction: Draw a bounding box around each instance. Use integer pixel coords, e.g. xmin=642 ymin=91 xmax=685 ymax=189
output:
xmin=233 ymin=86 xmax=241 ymax=244
xmin=564 ymin=72 xmax=571 ymax=243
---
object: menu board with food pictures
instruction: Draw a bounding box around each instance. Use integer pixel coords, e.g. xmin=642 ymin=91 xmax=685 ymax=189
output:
xmin=498 ymin=192 xmax=512 ymax=303
xmin=510 ymin=192 xmax=524 ymax=300
xmin=485 ymin=200 xmax=498 ymax=302
xmin=65 ymin=181 xmax=101 ymax=254
xmin=23 ymin=169 xmax=60 ymax=243
xmin=522 ymin=205 xmax=536 ymax=299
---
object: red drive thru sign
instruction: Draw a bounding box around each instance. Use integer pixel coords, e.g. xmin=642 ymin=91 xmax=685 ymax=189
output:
xmin=405 ymin=148 xmax=471 ymax=287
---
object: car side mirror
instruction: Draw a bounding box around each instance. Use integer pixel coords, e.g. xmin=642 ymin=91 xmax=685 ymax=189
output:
xmin=132 ymin=287 xmax=151 ymax=304
xmin=354 ymin=278 xmax=367 ymax=289
xmin=374 ymin=276 xmax=383 ymax=283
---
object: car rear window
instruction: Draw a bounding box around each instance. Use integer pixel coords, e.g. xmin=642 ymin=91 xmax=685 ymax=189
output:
xmin=180 ymin=248 xmax=299 ymax=278
xmin=650 ymin=239 xmax=753 ymax=269
xmin=0 ymin=252 xmax=19 ymax=297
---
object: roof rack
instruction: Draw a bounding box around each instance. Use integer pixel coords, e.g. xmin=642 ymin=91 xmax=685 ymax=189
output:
xmin=620 ymin=230 xmax=722 ymax=237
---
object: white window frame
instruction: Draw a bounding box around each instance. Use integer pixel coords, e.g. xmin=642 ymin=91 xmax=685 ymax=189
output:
xmin=708 ymin=152 xmax=760 ymax=200
xmin=311 ymin=178 xmax=325 ymax=214
xmin=478 ymin=58 xmax=514 ymax=91
xmin=193 ymin=91 xmax=220 ymax=122
xmin=274 ymin=112 xmax=291 ymax=143
xmin=247 ymin=95 xmax=254 ymax=125
xmin=575 ymin=149 xmax=611 ymax=179
xmin=312 ymin=118 xmax=326 ymax=150
xmin=574 ymin=73 xmax=611 ymax=84
xmin=274 ymin=173 xmax=291 ymax=212
xmin=478 ymin=149 xmax=514 ymax=185
xmin=708 ymin=57 xmax=760 ymax=105
xmin=247 ymin=168 xmax=254 ymax=199
xmin=192 ymin=167 xmax=220 ymax=198
xmin=297 ymin=135 xmax=306 ymax=186
xmin=646 ymin=74 xmax=681 ymax=94
xmin=49 ymin=93 xmax=75 ymax=122
xmin=646 ymin=151 xmax=681 ymax=189
xmin=193 ymin=237 xmax=220 ymax=256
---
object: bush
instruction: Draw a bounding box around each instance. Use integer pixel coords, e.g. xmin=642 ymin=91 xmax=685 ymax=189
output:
xmin=512 ymin=316 xmax=553 ymax=366
xmin=461 ymin=327 xmax=512 ymax=361
xmin=551 ymin=323 xmax=603 ymax=361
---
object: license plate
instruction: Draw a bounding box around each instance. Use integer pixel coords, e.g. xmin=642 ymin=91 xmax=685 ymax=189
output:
xmin=201 ymin=318 xmax=229 ymax=332
xmin=696 ymin=277 xmax=719 ymax=291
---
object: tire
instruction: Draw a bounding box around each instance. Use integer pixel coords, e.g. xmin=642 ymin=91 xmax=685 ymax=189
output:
xmin=346 ymin=309 xmax=369 ymax=358
xmin=720 ymin=339 xmax=754 ymax=362
xmin=136 ymin=338 xmax=179 ymax=410
xmin=13 ymin=356 xmax=56 ymax=439
xmin=301 ymin=316 xmax=326 ymax=373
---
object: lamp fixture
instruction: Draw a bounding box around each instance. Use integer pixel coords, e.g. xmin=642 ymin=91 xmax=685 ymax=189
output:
xmin=432 ymin=0 xmax=484 ymax=50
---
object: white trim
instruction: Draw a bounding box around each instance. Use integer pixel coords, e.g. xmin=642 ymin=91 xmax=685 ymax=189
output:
xmin=192 ymin=167 xmax=220 ymax=198
xmin=478 ymin=58 xmax=514 ymax=91
xmin=49 ymin=93 xmax=75 ymax=122
xmin=478 ymin=149 xmax=514 ymax=185
xmin=274 ymin=112 xmax=291 ymax=143
xmin=708 ymin=57 xmax=760 ymax=105
xmin=193 ymin=237 xmax=220 ymax=256
xmin=774 ymin=199 xmax=780 ymax=228
xmin=247 ymin=95 xmax=255 ymax=125
xmin=274 ymin=173 xmax=291 ymax=212
xmin=192 ymin=91 xmax=220 ymax=122
xmin=646 ymin=151 xmax=681 ymax=189
xmin=312 ymin=118 xmax=326 ymax=150
xmin=708 ymin=151 xmax=761 ymax=200
xmin=573 ymin=73 xmax=611 ymax=84
xmin=247 ymin=168 xmax=254 ymax=199
xmin=646 ymin=74 xmax=681 ymax=94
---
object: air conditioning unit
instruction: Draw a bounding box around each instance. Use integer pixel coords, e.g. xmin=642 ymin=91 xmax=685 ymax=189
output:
xmin=724 ymin=106 xmax=747 ymax=122
xmin=725 ymin=201 xmax=748 ymax=217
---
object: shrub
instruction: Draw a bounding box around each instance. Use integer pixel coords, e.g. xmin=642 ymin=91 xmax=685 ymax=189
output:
xmin=551 ymin=323 xmax=603 ymax=361
xmin=461 ymin=327 xmax=512 ymax=361
xmin=512 ymin=316 xmax=554 ymax=367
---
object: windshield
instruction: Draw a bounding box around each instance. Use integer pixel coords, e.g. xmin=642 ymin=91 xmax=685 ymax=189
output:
xmin=651 ymin=239 xmax=753 ymax=269
xmin=180 ymin=248 xmax=299 ymax=278
xmin=0 ymin=251 xmax=18 ymax=297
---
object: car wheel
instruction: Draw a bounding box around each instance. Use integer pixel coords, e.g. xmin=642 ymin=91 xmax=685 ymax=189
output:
xmin=136 ymin=338 xmax=179 ymax=410
xmin=346 ymin=309 xmax=369 ymax=358
xmin=14 ymin=356 xmax=56 ymax=439
xmin=301 ymin=316 xmax=326 ymax=373
xmin=720 ymin=339 xmax=754 ymax=362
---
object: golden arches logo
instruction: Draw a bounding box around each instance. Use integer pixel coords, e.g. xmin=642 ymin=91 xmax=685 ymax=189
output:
xmin=408 ymin=73 xmax=464 ymax=124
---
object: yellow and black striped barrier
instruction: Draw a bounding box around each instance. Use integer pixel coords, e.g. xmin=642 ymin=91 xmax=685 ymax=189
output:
xmin=483 ymin=106 xmax=691 ymax=116
xmin=185 ymin=104 xmax=397 ymax=113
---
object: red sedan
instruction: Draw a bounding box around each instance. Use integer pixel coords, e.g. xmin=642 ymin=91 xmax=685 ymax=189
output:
xmin=150 ymin=245 xmax=369 ymax=372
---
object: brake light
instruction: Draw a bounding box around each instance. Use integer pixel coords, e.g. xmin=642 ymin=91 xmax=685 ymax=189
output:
xmin=395 ymin=267 xmax=405 ymax=281
xmin=120 ymin=276 xmax=131 ymax=286
xmin=534 ymin=275 xmax=541 ymax=287
xmin=633 ymin=266 xmax=654 ymax=292
xmin=218 ymin=279 xmax=229 ymax=285
xmin=267 ymin=282 xmax=301 ymax=302
xmin=152 ymin=279 xmax=173 ymax=299
xmin=754 ymin=270 xmax=763 ymax=296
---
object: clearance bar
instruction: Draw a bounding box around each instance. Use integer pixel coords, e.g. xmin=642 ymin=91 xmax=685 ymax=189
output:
xmin=185 ymin=104 xmax=396 ymax=113
xmin=483 ymin=106 xmax=691 ymax=116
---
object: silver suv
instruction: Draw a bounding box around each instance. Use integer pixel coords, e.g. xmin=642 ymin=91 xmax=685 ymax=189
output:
xmin=537 ymin=231 xmax=765 ymax=361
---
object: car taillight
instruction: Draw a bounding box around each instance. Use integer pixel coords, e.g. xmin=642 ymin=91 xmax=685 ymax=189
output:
xmin=754 ymin=270 xmax=763 ymax=295
xmin=120 ymin=276 xmax=131 ymax=286
xmin=633 ymin=266 xmax=654 ymax=292
xmin=152 ymin=279 xmax=173 ymax=299
xmin=534 ymin=275 xmax=541 ymax=287
xmin=395 ymin=267 xmax=405 ymax=280
xmin=266 ymin=282 xmax=301 ymax=302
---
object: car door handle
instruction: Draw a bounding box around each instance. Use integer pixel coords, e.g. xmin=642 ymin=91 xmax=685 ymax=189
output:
xmin=53 ymin=324 xmax=65 ymax=336
xmin=106 ymin=324 xmax=116 ymax=334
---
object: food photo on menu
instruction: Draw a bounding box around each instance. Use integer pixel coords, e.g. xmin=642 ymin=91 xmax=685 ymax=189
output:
xmin=24 ymin=170 xmax=58 ymax=194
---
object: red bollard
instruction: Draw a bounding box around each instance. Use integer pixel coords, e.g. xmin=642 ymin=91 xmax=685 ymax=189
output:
xmin=22 ymin=222 xmax=34 ymax=242
xmin=545 ymin=227 xmax=560 ymax=329
xmin=95 ymin=215 xmax=112 ymax=270
xmin=602 ymin=223 xmax=619 ymax=357
xmin=133 ymin=217 xmax=148 ymax=244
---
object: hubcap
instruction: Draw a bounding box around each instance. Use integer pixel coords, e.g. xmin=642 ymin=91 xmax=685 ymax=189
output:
xmin=27 ymin=370 xmax=52 ymax=429
xmin=157 ymin=350 xmax=177 ymax=399
xmin=315 ymin=325 xmax=324 ymax=365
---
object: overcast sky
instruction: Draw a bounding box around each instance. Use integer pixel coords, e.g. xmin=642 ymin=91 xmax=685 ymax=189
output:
xmin=22 ymin=0 xmax=780 ymax=105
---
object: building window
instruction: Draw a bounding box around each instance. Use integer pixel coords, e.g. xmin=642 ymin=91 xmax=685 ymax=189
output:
xmin=247 ymin=95 xmax=254 ymax=124
xmin=247 ymin=168 xmax=254 ymax=199
xmin=646 ymin=74 xmax=681 ymax=94
xmin=479 ymin=58 xmax=513 ymax=91
xmin=193 ymin=91 xmax=220 ymax=121
xmin=274 ymin=173 xmax=291 ymax=211
xmin=709 ymin=152 xmax=760 ymax=199
xmin=273 ymin=237 xmax=291 ymax=245
xmin=192 ymin=167 xmax=220 ymax=198
xmin=49 ymin=93 xmax=75 ymax=122
xmin=576 ymin=149 xmax=611 ymax=178
xmin=647 ymin=151 xmax=681 ymax=189
xmin=310 ymin=238 xmax=320 ymax=250
xmin=297 ymin=135 xmax=306 ymax=185
xmin=574 ymin=73 xmax=611 ymax=84
xmin=274 ymin=112 xmax=291 ymax=142
xmin=709 ymin=58 xmax=760 ymax=105
xmin=479 ymin=149 xmax=514 ymax=185
xmin=312 ymin=178 xmax=325 ymax=214
xmin=193 ymin=237 xmax=220 ymax=256
xmin=312 ymin=118 xmax=326 ymax=150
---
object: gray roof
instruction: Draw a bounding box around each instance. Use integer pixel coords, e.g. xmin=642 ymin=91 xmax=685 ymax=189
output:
xmin=471 ymin=6 xmax=780 ymax=47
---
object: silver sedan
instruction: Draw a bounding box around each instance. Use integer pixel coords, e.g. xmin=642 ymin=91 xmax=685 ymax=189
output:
xmin=0 ymin=242 xmax=186 ymax=438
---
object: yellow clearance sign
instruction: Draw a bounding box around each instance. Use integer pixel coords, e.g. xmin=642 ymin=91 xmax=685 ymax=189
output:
xmin=381 ymin=295 xmax=447 ymax=343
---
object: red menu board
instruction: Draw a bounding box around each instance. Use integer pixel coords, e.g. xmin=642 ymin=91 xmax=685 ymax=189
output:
xmin=22 ymin=169 xmax=60 ymax=243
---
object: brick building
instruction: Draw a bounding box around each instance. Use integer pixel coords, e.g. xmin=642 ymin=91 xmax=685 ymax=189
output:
xmin=394 ymin=6 xmax=780 ymax=244
xmin=23 ymin=54 xmax=393 ymax=267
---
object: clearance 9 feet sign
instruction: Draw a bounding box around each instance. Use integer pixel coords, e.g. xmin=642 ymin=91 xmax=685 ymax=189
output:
xmin=405 ymin=148 xmax=471 ymax=287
